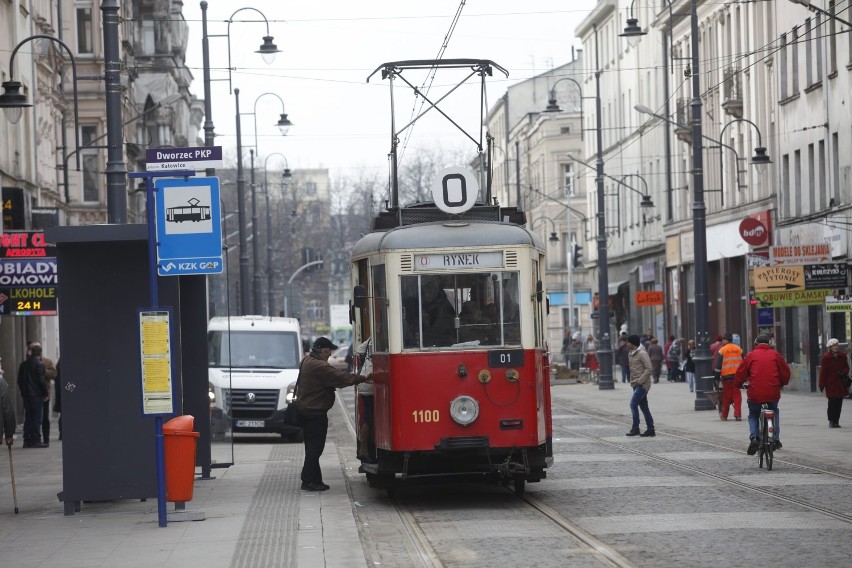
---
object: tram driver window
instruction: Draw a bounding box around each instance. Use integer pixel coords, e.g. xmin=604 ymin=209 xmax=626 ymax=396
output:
xmin=400 ymin=272 xmax=521 ymax=349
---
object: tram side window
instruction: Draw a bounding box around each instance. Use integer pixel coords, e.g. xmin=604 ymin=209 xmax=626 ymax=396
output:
xmin=400 ymin=272 xmax=520 ymax=349
xmin=371 ymin=265 xmax=389 ymax=352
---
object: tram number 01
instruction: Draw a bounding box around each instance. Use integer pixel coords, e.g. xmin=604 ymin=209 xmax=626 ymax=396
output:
xmin=488 ymin=349 xmax=525 ymax=368
xmin=412 ymin=410 xmax=440 ymax=423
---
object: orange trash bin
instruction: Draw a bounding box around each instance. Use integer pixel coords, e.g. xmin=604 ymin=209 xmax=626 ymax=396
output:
xmin=163 ymin=415 xmax=200 ymax=502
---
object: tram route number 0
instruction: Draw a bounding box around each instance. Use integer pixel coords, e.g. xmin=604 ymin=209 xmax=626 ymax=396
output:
xmin=412 ymin=410 xmax=440 ymax=423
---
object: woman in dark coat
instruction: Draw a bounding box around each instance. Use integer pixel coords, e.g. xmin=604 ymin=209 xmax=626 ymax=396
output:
xmin=818 ymin=338 xmax=849 ymax=428
xmin=647 ymin=337 xmax=664 ymax=383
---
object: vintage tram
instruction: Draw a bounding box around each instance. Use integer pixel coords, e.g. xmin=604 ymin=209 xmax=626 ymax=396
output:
xmin=349 ymin=60 xmax=553 ymax=493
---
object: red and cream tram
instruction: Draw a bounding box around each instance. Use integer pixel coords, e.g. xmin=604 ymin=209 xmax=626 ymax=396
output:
xmin=351 ymin=60 xmax=553 ymax=493
xmin=351 ymin=209 xmax=554 ymax=493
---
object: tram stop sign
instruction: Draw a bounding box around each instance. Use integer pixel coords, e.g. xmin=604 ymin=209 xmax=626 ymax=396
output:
xmin=154 ymin=177 xmax=223 ymax=276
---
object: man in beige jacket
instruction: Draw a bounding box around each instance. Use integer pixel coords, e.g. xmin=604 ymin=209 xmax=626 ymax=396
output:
xmin=625 ymin=334 xmax=656 ymax=437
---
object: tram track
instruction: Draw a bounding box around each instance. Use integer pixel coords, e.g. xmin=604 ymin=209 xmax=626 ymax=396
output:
xmin=335 ymin=392 xmax=640 ymax=568
xmin=559 ymin=403 xmax=852 ymax=482
xmin=553 ymin=404 xmax=852 ymax=525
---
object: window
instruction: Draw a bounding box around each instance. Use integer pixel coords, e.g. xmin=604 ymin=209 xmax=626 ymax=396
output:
xmin=400 ymin=272 xmax=520 ymax=349
xmin=305 ymin=300 xmax=324 ymax=321
xmin=805 ymin=19 xmax=813 ymax=86
xmin=81 ymin=125 xmax=100 ymax=202
xmin=792 ymin=26 xmax=800 ymax=94
xmin=371 ymin=265 xmax=389 ymax=352
xmin=563 ymin=163 xmax=575 ymax=196
xmin=780 ymin=33 xmax=788 ymax=99
xmin=306 ymin=181 xmax=317 ymax=196
xmin=76 ymin=6 xmax=93 ymax=54
xmin=829 ymin=1 xmax=837 ymax=74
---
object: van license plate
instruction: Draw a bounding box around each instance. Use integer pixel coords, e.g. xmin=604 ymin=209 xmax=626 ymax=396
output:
xmin=236 ymin=420 xmax=265 ymax=428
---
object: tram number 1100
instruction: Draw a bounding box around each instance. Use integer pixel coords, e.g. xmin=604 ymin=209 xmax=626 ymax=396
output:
xmin=412 ymin=409 xmax=440 ymax=423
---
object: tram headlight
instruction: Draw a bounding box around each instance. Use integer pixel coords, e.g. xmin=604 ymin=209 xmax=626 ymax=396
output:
xmin=449 ymin=395 xmax=479 ymax=426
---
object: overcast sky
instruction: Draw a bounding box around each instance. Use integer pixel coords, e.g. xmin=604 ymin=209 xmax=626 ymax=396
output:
xmin=181 ymin=1 xmax=597 ymax=182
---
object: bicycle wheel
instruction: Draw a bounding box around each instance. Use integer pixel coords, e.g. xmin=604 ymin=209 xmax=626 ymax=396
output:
xmin=765 ymin=418 xmax=774 ymax=471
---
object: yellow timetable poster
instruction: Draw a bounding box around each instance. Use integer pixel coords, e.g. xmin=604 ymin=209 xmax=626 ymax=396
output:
xmin=139 ymin=310 xmax=174 ymax=415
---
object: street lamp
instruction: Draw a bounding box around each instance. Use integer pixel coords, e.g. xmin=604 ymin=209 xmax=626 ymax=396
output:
xmin=529 ymin=216 xmax=560 ymax=245
xmin=543 ymin=29 xmax=613 ymax=390
xmin=618 ymin=0 xmax=647 ymax=47
xmin=635 ymin=106 xmax=770 ymax=207
xmin=542 ymin=77 xmax=586 ymax=140
xmin=200 ymin=3 xmax=281 ymax=315
xmin=241 ymin=92 xmax=292 ymax=314
xmin=788 ymin=0 xmax=852 ymax=26
xmin=263 ymin=153 xmax=292 ymax=316
xmin=634 ymin=1 xmax=714 ymax=410
xmin=0 ymin=35 xmax=81 ymax=172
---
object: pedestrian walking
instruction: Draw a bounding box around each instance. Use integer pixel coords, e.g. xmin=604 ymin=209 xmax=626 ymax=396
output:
xmin=615 ymin=333 xmax=630 ymax=383
xmin=17 ymin=344 xmax=48 ymax=448
xmin=818 ymin=338 xmax=849 ymax=428
xmin=561 ymin=330 xmax=572 ymax=366
xmin=584 ymin=334 xmax=599 ymax=381
xmin=714 ymin=333 xmax=743 ymax=421
xmin=734 ymin=335 xmax=790 ymax=453
xmin=666 ymin=336 xmax=682 ymax=382
xmin=625 ymin=335 xmax=655 ymax=437
xmin=647 ymin=337 xmax=664 ymax=383
xmin=567 ymin=336 xmax=583 ymax=371
xmin=684 ymin=339 xmax=696 ymax=393
xmin=30 ymin=342 xmax=57 ymax=446
xmin=297 ymin=337 xmax=371 ymax=491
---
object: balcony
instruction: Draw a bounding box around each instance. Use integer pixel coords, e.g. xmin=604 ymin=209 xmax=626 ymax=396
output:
xmin=675 ymin=98 xmax=692 ymax=144
xmin=722 ymin=66 xmax=743 ymax=118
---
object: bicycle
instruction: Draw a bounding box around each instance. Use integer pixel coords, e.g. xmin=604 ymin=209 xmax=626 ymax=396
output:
xmin=756 ymin=403 xmax=776 ymax=471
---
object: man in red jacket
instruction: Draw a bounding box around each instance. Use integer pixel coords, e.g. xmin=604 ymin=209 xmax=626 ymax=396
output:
xmin=734 ymin=334 xmax=791 ymax=455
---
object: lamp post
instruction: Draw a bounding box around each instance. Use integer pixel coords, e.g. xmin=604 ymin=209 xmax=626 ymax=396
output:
xmin=541 ymin=65 xmax=613 ymax=388
xmin=241 ymin=93 xmax=292 ymax=314
xmin=200 ymin=3 xmax=282 ymax=314
xmin=0 ymin=35 xmax=82 ymax=173
xmin=234 ymin=88 xmax=251 ymax=315
xmin=284 ymin=260 xmax=324 ymax=318
xmin=263 ymin=153 xmax=292 ymax=316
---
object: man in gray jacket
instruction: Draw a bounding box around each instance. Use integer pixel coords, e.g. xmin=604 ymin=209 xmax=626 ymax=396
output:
xmin=625 ymin=334 xmax=656 ymax=437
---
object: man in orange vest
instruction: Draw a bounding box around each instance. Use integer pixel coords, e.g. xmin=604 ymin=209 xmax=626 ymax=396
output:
xmin=714 ymin=333 xmax=743 ymax=421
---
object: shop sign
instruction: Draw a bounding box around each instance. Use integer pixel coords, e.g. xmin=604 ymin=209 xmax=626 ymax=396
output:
xmin=757 ymin=308 xmax=774 ymax=325
xmin=804 ymin=263 xmax=847 ymax=290
xmin=770 ymin=243 xmax=831 ymax=265
xmin=754 ymin=288 xmax=833 ymax=308
xmin=753 ymin=266 xmax=805 ymax=293
xmin=739 ymin=217 xmax=769 ymax=246
xmin=635 ymin=291 xmax=664 ymax=306
xmin=825 ymin=296 xmax=852 ymax=312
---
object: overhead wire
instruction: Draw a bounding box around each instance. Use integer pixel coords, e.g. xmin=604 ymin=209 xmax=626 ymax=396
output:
xmin=397 ymin=0 xmax=466 ymax=165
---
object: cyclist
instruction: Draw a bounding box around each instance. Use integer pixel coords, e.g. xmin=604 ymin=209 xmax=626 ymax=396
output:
xmin=734 ymin=334 xmax=791 ymax=455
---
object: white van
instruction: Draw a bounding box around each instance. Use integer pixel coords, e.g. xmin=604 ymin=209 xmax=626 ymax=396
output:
xmin=208 ymin=316 xmax=303 ymax=441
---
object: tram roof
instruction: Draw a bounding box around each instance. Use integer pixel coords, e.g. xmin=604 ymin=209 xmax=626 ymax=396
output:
xmin=352 ymin=221 xmax=545 ymax=257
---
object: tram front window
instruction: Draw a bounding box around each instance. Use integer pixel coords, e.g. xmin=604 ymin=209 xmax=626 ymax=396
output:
xmin=401 ymin=272 xmax=520 ymax=349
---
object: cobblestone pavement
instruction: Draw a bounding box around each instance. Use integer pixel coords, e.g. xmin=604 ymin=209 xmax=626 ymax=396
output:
xmin=340 ymin=382 xmax=852 ymax=567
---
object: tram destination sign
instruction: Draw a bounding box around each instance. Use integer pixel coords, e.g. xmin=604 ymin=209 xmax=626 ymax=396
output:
xmin=414 ymin=251 xmax=503 ymax=271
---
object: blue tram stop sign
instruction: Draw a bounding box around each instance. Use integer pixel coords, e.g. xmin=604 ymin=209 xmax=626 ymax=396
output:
xmin=154 ymin=177 xmax=223 ymax=276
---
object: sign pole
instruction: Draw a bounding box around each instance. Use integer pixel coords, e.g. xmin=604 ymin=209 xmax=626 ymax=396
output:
xmin=129 ymin=170 xmax=195 ymax=528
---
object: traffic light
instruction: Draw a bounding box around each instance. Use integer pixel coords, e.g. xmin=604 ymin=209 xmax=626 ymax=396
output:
xmin=572 ymin=243 xmax=583 ymax=268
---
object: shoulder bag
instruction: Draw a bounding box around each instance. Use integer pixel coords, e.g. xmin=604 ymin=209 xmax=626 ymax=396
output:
xmin=283 ymin=357 xmax=307 ymax=427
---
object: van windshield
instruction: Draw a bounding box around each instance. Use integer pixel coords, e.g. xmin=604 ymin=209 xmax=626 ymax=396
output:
xmin=208 ymin=331 xmax=301 ymax=369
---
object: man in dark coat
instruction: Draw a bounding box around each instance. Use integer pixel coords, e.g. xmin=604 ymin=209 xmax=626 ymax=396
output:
xmin=0 ymin=374 xmax=16 ymax=447
xmin=17 ymin=344 xmax=49 ymax=448
xmin=297 ymin=337 xmax=371 ymax=491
